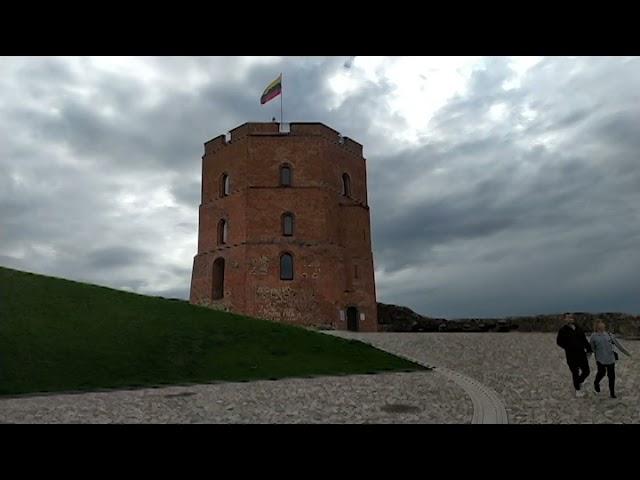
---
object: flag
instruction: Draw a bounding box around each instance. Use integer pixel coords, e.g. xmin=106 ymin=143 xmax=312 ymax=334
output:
xmin=260 ymin=74 xmax=282 ymax=105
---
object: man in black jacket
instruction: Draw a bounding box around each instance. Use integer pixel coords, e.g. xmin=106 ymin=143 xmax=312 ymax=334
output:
xmin=557 ymin=313 xmax=592 ymax=397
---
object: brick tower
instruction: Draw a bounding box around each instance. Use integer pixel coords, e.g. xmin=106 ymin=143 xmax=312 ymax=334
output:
xmin=189 ymin=122 xmax=378 ymax=331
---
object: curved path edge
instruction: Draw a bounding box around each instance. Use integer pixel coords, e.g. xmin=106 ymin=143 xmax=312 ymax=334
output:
xmin=324 ymin=332 xmax=508 ymax=424
xmin=433 ymin=366 xmax=508 ymax=424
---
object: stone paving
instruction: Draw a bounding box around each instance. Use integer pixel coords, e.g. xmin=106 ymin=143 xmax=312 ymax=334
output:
xmin=0 ymin=370 xmax=472 ymax=424
xmin=326 ymin=331 xmax=508 ymax=424
xmin=335 ymin=332 xmax=640 ymax=424
xmin=436 ymin=366 xmax=508 ymax=424
xmin=3 ymin=332 xmax=634 ymax=423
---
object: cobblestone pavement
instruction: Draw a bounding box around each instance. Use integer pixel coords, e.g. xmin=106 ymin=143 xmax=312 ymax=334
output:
xmin=4 ymin=332 xmax=630 ymax=424
xmin=326 ymin=331 xmax=508 ymax=423
xmin=332 ymin=332 xmax=640 ymax=424
xmin=0 ymin=370 xmax=472 ymax=424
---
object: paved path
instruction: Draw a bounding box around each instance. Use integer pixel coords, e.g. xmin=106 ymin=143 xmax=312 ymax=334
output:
xmin=0 ymin=370 xmax=472 ymax=424
xmin=332 ymin=332 xmax=640 ymax=424
xmin=325 ymin=331 xmax=509 ymax=424
xmin=8 ymin=332 xmax=629 ymax=423
xmin=438 ymin=367 xmax=508 ymax=424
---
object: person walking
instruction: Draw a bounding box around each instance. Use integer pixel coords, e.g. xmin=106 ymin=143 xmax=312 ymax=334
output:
xmin=589 ymin=320 xmax=632 ymax=398
xmin=557 ymin=313 xmax=592 ymax=397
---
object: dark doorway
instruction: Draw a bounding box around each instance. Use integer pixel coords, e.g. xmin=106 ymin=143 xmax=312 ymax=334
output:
xmin=346 ymin=306 xmax=359 ymax=331
xmin=212 ymin=257 xmax=225 ymax=300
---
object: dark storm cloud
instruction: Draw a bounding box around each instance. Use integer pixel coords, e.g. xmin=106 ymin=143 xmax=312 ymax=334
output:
xmin=5 ymin=58 xmax=282 ymax=179
xmin=86 ymin=246 xmax=150 ymax=269
xmin=585 ymin=109 xmax=640 ymax=153
xmin=1 ymin=56 xmax=639 ymax=318
xmin=153 ymin=286 xmax=190 ymax=300
xmin=368 ymin=57 xmax=640 ymax=317
xmin=0 ymin=255 xmax=23 ymax=271
xmin=1 ymin=56 xmax=390 ymax=299
xmin=170 ymin=180 xmax=201 ymax=209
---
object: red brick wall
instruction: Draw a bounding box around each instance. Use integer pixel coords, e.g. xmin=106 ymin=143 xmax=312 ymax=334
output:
xmin=190 ymin=122 xmax=378 ymax=331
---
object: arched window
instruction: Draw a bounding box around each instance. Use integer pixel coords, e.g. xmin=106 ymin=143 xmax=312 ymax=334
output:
xmin=212 ymin=257 xmax=225 ymax=300
xmin=342 ymin=173 xmax=351 ymax=197
xmin=282 ymin=212 xmax=294 ymax=236
xmin=280 ymin=253 xmax=294 ymax=280
xmin=280 ymin=164 xmax=292 ymax=187
xmin=217 ymin=219 xmax=228 ymax=245
xmin=219 ymin=173 xmax=230 ymax=197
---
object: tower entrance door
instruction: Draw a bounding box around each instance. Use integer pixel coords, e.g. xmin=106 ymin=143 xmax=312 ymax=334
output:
xmin=346 ymin=306 xmax=359 ymax=331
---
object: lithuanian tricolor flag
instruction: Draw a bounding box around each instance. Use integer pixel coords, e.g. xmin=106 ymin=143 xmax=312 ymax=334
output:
xmin=260 ymin=74 xmax=282 ymax=105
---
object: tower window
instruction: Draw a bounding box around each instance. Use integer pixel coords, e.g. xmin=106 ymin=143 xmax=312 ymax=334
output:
xmin=212 ymin=257 xmax=225 ymax=300
xmin=354 ymin=265 xmax=359 ymax=279
xmin=342 ymin=173 xmax=351 ymax=197
xmin=280 ymin=253 xmax=294 ymax=280
xmin=219 ymin=173 xmax=230 ymax=197
xmin=217 ymin=219 xmax=228 ymax=245
xmin=282 ymin=212 xmax=295 ymax=236
xmin=280 ymin=164 xmax=292 ymax=186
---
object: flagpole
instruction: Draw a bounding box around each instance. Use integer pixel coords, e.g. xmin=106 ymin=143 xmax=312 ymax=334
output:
xmin=280 ymin=73 xmax=283 ymax=124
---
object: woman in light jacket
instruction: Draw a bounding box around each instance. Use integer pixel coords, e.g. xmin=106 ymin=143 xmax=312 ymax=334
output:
xmin=589 ymin=320 xmax=632 ymax=398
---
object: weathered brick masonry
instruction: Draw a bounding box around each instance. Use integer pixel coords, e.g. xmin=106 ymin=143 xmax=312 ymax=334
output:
xmin=190 ymin=122 xmax=378 ymax=331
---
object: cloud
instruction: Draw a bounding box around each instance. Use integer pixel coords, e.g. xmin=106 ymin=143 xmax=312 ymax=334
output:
xmin=370 ymin=56 xmax=640 ymax=317
xmin=344 ymin=56 xmax=356 ymax=69
xmin=86 ymin=246 xmax=150 ymax=269
xmin=1 ymin=56 xmax=639 ymax=318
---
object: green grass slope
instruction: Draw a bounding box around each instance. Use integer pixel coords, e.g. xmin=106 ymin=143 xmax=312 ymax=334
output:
xmin=0 ymin=266 xmax=423 ymax=395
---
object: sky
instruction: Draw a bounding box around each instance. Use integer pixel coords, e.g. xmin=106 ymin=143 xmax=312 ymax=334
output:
xmin=1 ymin=56 xmax=639 ymax=318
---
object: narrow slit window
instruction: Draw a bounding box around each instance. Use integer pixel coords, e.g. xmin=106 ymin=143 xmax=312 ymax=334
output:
xmin=342 ymin=173 xmax=351 ymax=197
xmin=280 ymin=165 xmax=292 ymax=186
xmin=282 ymin=212 xmax=294 ymax=236
xmin=280 ymin=253 xmax=294 ymax=280
xmin=217 ymin=219 xmax=228 ymax=245
xmin=220 ymin=173 xmax=230 ymax=197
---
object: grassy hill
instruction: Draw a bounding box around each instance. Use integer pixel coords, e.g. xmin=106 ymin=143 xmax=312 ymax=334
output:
xmin=0 ymin=266 xmax=422 ymax=396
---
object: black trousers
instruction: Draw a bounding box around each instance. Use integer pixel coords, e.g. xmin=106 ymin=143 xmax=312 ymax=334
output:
xmin=567 ymin=354 xmax=590 ymax=390
xmin=595 ymin=361 xmax=616 ymax=396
